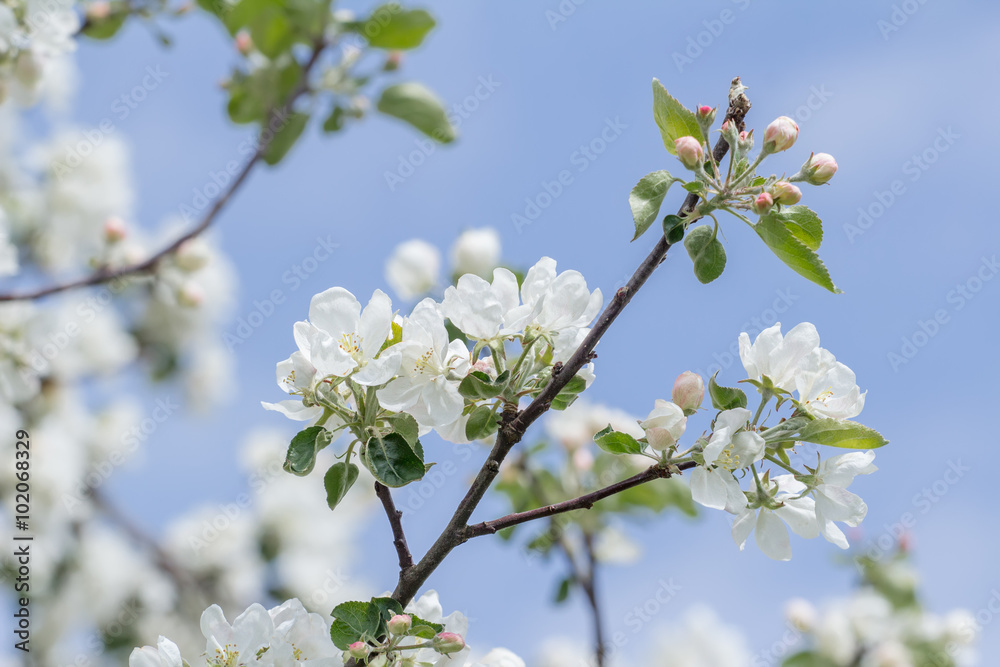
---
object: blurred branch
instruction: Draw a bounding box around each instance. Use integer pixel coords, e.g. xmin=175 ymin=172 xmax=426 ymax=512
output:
xmin=391 ymin=78 xmax=751 ymax=607
xmin=375 ymin=482 xmax=414 ymax=575
xmin=0 ymin=39 xmax=328 ymax=303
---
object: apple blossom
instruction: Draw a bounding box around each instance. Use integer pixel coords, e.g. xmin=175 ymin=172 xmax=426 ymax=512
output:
xmin=671 ymin=371 xmax=704 ymax=415
xmin=640 ymin=399 xmax=687 ymax=451
xmin=807 ymin=450 xmax=877 ymax=548
xmin=128 ymin=637 xmax=184 ymax=667
xmin=386 ymin=238 xmax=442 ymax=300
xmin=752 ymin=191 xmax=774 ymax=215
xmin=511 ymin=256 xmax=602 ymax=342
xmin=433 ymin=632 xmax=467 ymax=654
xmin=738 ymin=321 xmax=821 ymax=392
xmin=794 ymin=347 xmax=867 ymax=419
xmin=690 ymin=407 xmax=763 ymax=512
xmin=440 ymin=268 xmax=520 ymax=341
xmin=675 ymin=135 xmax=704 ymax=169
xmin=799 ymin=152 xmax=838 ymax=185
xmin=388 ymin=613 xmax=413 ymax=635
xmin=762 ymin=115 xmax=799 ymax=153
xmin=732 ymin=475 xmax=819 ymax=561
xmin=450 ymin=227 xmax=502 ymax=278
xmin=770 ymin=180 xmax=802 ymax=205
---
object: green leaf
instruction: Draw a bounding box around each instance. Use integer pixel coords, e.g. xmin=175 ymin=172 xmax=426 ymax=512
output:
xmin=82 ymin=11 xmax=128 ymax=40
xmin=409 ymin=615 xmax=445 ymax=638
xmin=549 ymin=373 xmax=588 ymax=410
xmin=684 ymin=225 xmax=727 ymax=284
xmin=629 ymin=171 xmax=677 ymax=241
xmin=708 ymin=372 xmax=747 ymax=411
xmin=651 ymin=78 xmax=704 ymax=155
xmin=322 ymin=106 xmax=345 ymax=133
xmin=283 ymin=426 xmax=331 ymax=476
xmin=756 ymin=213 xmax=841 ymax=293
xmin=795 ymin=419 xmax=889 ymax=450
xmin=458 ymin=370 xmax=506 ymax=400
xmin=362 ymin=4 xmax=436 ymax=49
xmin=263 ymin=112 xmax=309 ymax=165
xmin=662 ymin=214 xmax=686 ymax=244
xmin=377 ymin=83 xmax=456 ymax=143
xmin=593 ymin=425 xmax=644 ymax=455
xmin=330 ymin=601 xmax=375 ymax=650
xmin=772 ymin=205 xmax=823 ymax=251
xmin=367 ymin=597 xmax=405 ymax=637
xmin=782 ymin=651 xmax=840 ymax=667
xmin=323 ymin=462 xmax=359 ymax=510
xmin=465 ymin=405 xmax=499 ymax=441
xmin=682 ymin=181 xmax=706 ymax=194
xmin=554 ymin=577 xmax=573 ymax=604
xmin=365 ymin=432 xmax=426 ymax=487
xmin=385 ymin=412 xmax=420 ymax=448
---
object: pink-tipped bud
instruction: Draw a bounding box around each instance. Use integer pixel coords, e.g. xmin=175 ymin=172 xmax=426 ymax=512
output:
xmin=103 ymin=216 xmax=127 ymax=243
xmin=696 ymin=105 xmax=717 ymax=129
xmin=752 ymin=192 xmax=774 ymax=215
xmin=770 ymin=181 xmax=802 ymax=205
xmin=177 ymin=281 xmax=204 ymax=308
xmin=432 ymin=632 xmax=465 ymax=655
xmin=86 ymin=1 xmax=112 ymax=20
xmin=674 ymin=136 xmax=704 ymax=170
xmin=800 ymin=152 xmax=838 ymax=185
xmin=384 ymin=51 xmax=403 ymax=71
xmin=738 ymin=129 xmax=754 ymax=153
xmin=235 ymin=31 xmax=253 ymax=56
xmin=174 ymin=239 xmax=211 ymax=272
xmin=762 ymin=116 xmax=798 ymax=154
xmin=387 ymin=614 xmax=412 ymax=635
xmin=348 ymin=641 xmax=370 ymax=659
xmin=671 ymin=371 xmax=704 ymax=416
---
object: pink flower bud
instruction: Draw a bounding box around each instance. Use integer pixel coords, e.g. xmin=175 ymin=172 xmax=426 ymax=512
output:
xmin=387 ymin=614 xmax=412 ymax=635
xmin=235 ymin=31 xmax=253 ymax=56
xmin=674 ymin=136 xmax=704 ymax=170
xmin=103 ymin=216 xmax=127 ymax=243
xmin=432 ymin=632 xmax=466 ymax=655
xmin=770 ymin=181 xmax=802 ymax=205
xmin=800 ymin=152 xmax=837 ymax=185
xmin=671 ymin=371 xmax=704 ymax=416
xmin=177 ymin=281 xmax=204 ymax=308
xmin=763 ymin=116 xmax=798 ymax=153
xmin=348 ymin=641 xmax=370 ymax=659
xmin=384 ymin=51 xmax=403 ymax=71
xmin=696 ymin=105 xmax=717 ymax=128
xmin=752 ymin=192 xmax=774 ymax=215
xmin=738 ymin=129 xmax=754 ymax=153
xmin=174 ymin=239 xmax=211 ymax=272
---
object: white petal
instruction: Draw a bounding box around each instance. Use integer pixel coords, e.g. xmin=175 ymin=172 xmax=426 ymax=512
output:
xmin=308 ymin=286 xmax=361 ymax=337
xmin=690 ymin=467 xmax=729 ymax=510
xmin=352 ymin=350 xmax=401 ymax=387
xmin=731 ymin=508 xmax=756 ymax=550
xmin=755 ymin=510 xmax=792 ymax=561
xmin=377 ymin=376 xmax=424 ymax=412
xmin=359 ymin=289 xmax=394 ymax=360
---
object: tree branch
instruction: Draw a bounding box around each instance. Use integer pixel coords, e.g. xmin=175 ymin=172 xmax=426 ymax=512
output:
xmin=465 ymin=461 xmax=695 ymax=538
xmin=390 ymin=78 xmax=751 ymax=606
xmin=580 ymin=532 xmax=606 ymax=667
xmin=375 ymin=481 xmax=414 ymax=574
xmin=0 ymin=39 xmax=329 ymax=303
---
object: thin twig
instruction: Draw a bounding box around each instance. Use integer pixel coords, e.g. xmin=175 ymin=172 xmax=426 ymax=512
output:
xmin=0 ymin=40 xmax=329 ymax=303
xmin=580 ymin=532 xmax=606 ymax=667
xmin=390 ymin=79 xmax=751 ymax=606
xmin=375 ymin=481 xmax=414 ymax=574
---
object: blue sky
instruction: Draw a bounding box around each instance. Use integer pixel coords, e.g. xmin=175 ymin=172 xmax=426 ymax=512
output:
xmin=63 ymin=0 xmax=1000 ymax=661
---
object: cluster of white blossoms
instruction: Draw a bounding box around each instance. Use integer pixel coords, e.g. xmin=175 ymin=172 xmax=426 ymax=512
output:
xmin=264 ymin=254 xmax=601 ymax=451
xmin=384 ymin=227 xmax=502 ymax=301
xmin=0 ymin=0 xmax=79 ymax=108
xmin=591 ymin=322 xmax=881 ymax=561
xmin=130 ymin=592 xmax=525 ymax=667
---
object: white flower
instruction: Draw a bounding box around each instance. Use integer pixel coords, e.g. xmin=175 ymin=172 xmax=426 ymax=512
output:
xmin=508 ymin=257 xmax=602 ymax=339
xmin=406 ymin=591 xmax=472 ymax=667
xmin=732 ymin=475 xmax=818 ymax=561
xmin=738 ymin=322 xmax=820 ymax=391
xmin=386 ymin=239 xmax=441 ymax=300
xmin=809 ymin=450 xmax=876 ymax=548
xmin=690 ymin=407 xmax=763 ymax=513
xmin=378 ymin=299 xmax=471 ymax=428
xmin=450 ymin=227 xmax=501 ymax=278
xmin=648 ymin=605 xmax=751 ymax=667
xmin=440 ymin=268 xmax=520 ymax=340
xmin=261 ymin=598 xmax=341 ymax=665
xmin=640 ymin=399 xmax=686 ymax=451
xmin=473 ymin=648 xmax=525 ymax=667
xmin=129 ymin=636 xmax=184 ymax=667
xmin=201 ymin=602 xmax=275 ymax=666
xmin=795 ymin=347 xmax=866 ymax=419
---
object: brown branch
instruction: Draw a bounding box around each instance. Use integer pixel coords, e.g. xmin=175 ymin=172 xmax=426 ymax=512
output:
xmin=465 ymin=461 xmax=695 ymax=538
xmin=375 ymin=481 xmax=414 ymax=574
xmin=390 ymin=78 xmax=751 ymax=606
xmin=0 ymin=40 xmax=328 ymax=303
xmin=580 ymin=532 xmax=606 ymax=667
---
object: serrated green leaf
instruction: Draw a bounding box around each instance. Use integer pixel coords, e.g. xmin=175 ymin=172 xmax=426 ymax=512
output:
xmin=363 ymin=4 xmax=436 ymax=49
xmin=263 ymin=112 xmax=309 ymax=165
xmin=367 ymin=597 xmax=405 ymax=637
xmin=408 ymin=615 xmax=444 ymax=638
xmin=458 ymin=370 xmax=505 ymax=400
xmin=283 ymin=426 xmax=331 ymax=476
xmin=651 ymin=78 xmax=704 ymax=155
xmin=324 ymin=462 xmax=359 ymax=510
xmin=377 ymin=82 xmax=456 ymax=143
xmin=629 ymin=170 xmax=677 ymax=241
xmin=795 ymin=419 xmax=889 ymax=450
xmin=330 ymin=600 xmax=375 ymax=650
xmin=385 ymin=412 xmax=420 ymax=448
xmin=365 ymin=432 xmax=425 ymax=487
xmin=465 ymin=404 xmax=499 ymax=441
xmin=684 ymin=225 xmax=727 ymax=284
xmin=708 ymin=372 xmax=747 ymax=411
xmin=594 ymin=425 xmax=644 ymax=455
xmin=773 ymin=205 xmax=824 ymax=251
xmin=756 ymin=213 xmax=841 ymax=293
